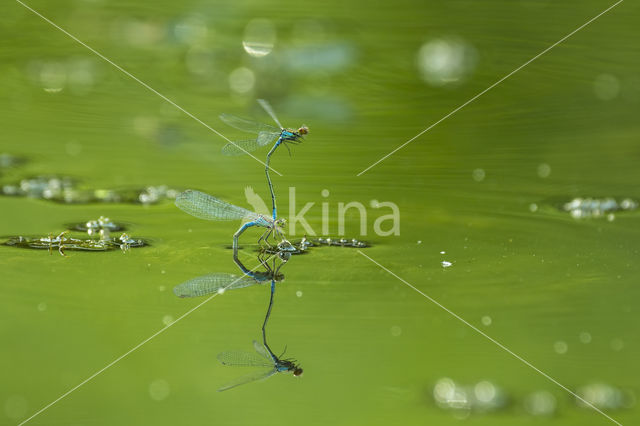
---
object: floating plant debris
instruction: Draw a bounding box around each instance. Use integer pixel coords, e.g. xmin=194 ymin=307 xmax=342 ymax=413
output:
xmin=259 ymin=236 xmax=370 ymax=255
xmin=574 ymin=383 xmax=635 ymax=411
xmin=67 ymin=216 xmax=127 ymax=235
xmin=561 ymin=197 xmax=638 ymax=219
xmin=0 ymin=175 xmax=180 ymax=205
xmin=540 ymin=196 xmax=639 ymax=219
xmin=0 ymin=153 xmax=27 ymax=169
xmin=432 ymin=377 xmax=508 ymax=414
xmin=2 ymin=231 xmax=147 ymax=256
xmin=1 ymin=175 xmax=77 ymax=200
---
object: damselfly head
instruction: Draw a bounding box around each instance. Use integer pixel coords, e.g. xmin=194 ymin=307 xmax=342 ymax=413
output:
xmin=297 ymin=126 xmax=309 ymax=135
xmin=275 ymin=218 xmax=287 ymax=227
xmin=293 ymin=367 xmax=303 ymax=377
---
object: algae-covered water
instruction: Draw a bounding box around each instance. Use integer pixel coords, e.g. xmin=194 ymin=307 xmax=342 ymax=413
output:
xmin=1 ymin=0 xmax=639 ymax=425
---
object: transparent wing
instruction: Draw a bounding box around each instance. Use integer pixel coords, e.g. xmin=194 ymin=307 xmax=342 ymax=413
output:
xmin=172 ymin=273 xmax=258 ymax=298
xmin=175 ymin=190 xmax=258 ymax=221
xmin=253 ymin=340 xmax=275 ymax=361
xmin=219 ymin=113 xmax=279 ymax=134
xmin=217 ymin=349 xmax=274 ymax=368
xmin=221 ymin=139 xmax=263 ymax=156
xmin=257 ymin=131 xmax=281 ymax=147
xmin=257 ymin=99 xmax=283 ymax=128
xmin=217 ymin=368 xmax=276 ymax=392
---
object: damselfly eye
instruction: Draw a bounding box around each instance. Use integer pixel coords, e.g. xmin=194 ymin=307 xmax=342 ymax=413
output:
xmin=293 ymin=368 xmax=303 ymax=376
xmin=298 ymin=126 xmax=309 ymax=135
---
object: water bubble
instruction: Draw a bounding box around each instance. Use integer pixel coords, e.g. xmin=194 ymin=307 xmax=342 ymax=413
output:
xmin=185 ymin=45 xmax=215 ymax=76
xmin=162 ymin=315 xmax=174 ymax=326
xmin=553 ymin=340 xmax=568 ymax=354
xmin=579 ymin=332 xmax=592 ymax=344
xmin=4 ymin=395 xmax=27 ymax=419
xmin=481 ymin=315 xmax=492 ymax=326
xmin=594 ymin=74 xmax=620 ymax=101
xmin=242 ymin=19 xmax=276 ymax=57
xmin=440 ymin=251 xmax=446 ymax=254
xmin=417 ymin=38 xmax=477 ymax=87
xmin=390 ymin=326 xmax=402 ymax=337
xmin=149 ymin=379 xmax=170 ymax=401
xmin=472 ymin=168 xmax=485 ymax=182
xmin=537 ymin=163 xmax=551 ymax=178
xmin=610 ymin=338 xmax=624 ymax=351
xmin=441 ymin=261 xmax=452 ymax=268
xmin=474 ymin=381 xmax=496 ymax=403
xmin=172 ymin=15 xmax=208 ymax=45
xmin=529 ymin=203 xmax=538 ymax=212
xmin=117 ymin=19 xmax=165 ymax=48
xmin=417 ymin=240 xmax=422 ymax=244
xmin=228 ymin=67 xmax=255 ymax=94
xmin=576 ymin=383 xmax=626 ymax=410
xmin=524 ymin=391 xmax=556 ymax=416
xmin=37 ymin=302 xmax=47 ymax=312
xmin=295 ymin=290 xmax=303 ymax=298
xmin=39 ymin=61 xmax=67 ymax=93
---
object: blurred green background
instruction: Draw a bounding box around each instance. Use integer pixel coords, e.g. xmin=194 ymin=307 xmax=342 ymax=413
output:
xmin=1 ymin=0 xmax=638 ymax=425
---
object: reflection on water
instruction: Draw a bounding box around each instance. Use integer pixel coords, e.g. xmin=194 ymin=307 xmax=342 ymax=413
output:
xmin=174 ymin=248 xmax=302 ymax=391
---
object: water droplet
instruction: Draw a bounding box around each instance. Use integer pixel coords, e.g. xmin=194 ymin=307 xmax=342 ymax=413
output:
xmin=537 ymin=163 xmax=551 ymax=178
xmin=4 ymin=395 xmax=27 ymax=419
xmin=579 ymin=332 xmax=592 ymax=344
xmin=162 ymin=315 xmax=174 ymax=326
xmin=524 ymin=391 xmax=556 ymax=416
xmin=481 ymin=315 xmax=492 ymax=326
xmin=149 ymin=379 xmax=170 ymax=401
xmin=553 ymin=340 xmax=568 ymax=354
xmin=472 ymin=168 xmax=485 ymax=182
xmin=610 ymin=338 xmax=624 ymax=351
xmin=390 ymin=325 xmax=402 ymax=337
xmin=594 ymin=74 xmax=620 ymax=101
xmin=228 ymin=67 xmax=255 ymax=94
xmin=417 ymin=38 xmax=477 ymax=87
xmin=242 ymin=19 xmax=276 ymax=57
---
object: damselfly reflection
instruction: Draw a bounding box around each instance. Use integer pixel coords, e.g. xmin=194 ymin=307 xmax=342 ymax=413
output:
xmin=217 ymin=339 xmax=302 ymax=392
xmin=175 ymin=189 xmax=287 ymax=257
xmin=218 ymin=253 xmax=301 ymax=392
xmin=220 ymin=99 xmax=309 ymax=220
xmin=173 ymin=251 xmax=285 ymax=298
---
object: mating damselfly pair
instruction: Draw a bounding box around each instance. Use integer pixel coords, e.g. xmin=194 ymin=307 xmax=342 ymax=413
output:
xmin=175 ymin=100 xmax=308 ymax=254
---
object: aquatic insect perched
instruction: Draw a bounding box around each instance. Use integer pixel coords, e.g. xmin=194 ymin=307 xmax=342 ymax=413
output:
xmin=220 ymin=99 xmax=309 ymax=220
xmin=174 ymin=189 xmax=286 ymax=257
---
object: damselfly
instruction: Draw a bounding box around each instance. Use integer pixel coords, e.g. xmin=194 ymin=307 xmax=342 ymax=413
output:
xmin=174 ymin=189 xmax=285 ymax=257
xmin=217 ymin=340 xmax=302 ymax=392
xmin=220 ymin=99 xmax=309 ymax=220
xmin=173 ymin=252 xmax=285 ymax=298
